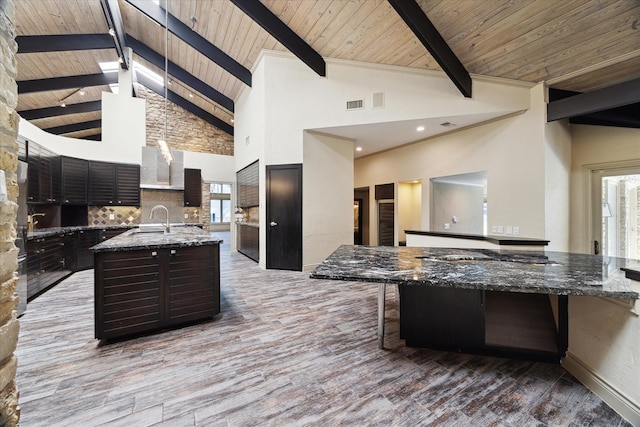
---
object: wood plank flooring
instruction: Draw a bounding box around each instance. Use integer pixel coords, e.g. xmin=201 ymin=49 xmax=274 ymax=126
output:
xmin=16 ymin=234 xmax=630 ymax=426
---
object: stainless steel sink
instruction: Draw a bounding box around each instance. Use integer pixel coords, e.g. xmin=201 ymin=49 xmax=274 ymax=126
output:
xmin=134 ymin=224 xmax=167 ymax=233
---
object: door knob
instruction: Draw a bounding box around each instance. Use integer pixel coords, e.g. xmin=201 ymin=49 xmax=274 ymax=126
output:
xmin=270 ymin=221 xmax=278 ymax=227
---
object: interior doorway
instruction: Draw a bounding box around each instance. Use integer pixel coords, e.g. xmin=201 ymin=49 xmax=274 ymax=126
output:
xmin=354 ymin=187 xmax=370 ymax=245
xmin=591 ymin=168 xmax=640 ymax=259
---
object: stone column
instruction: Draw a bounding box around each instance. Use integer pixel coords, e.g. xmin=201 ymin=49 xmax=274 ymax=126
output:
xmin=0 ymin=0 xmax=21 ymax=425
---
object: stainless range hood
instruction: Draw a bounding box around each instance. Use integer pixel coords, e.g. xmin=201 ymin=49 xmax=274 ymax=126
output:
xmin=140 ymin=146 xmax=184 ymax=190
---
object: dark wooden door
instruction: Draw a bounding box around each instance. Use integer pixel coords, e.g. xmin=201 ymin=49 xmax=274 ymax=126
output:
xmin=266 ymin=164 xmax=302 ymax=271
xmin=378 ymin=202 xmax=394 ymax=246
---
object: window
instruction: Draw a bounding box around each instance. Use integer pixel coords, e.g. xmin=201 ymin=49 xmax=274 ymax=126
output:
xmin=210 ymin=183 xmax=232 ymax=223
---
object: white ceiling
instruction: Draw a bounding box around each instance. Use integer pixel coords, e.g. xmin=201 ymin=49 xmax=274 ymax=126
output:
xmin=311 ymin=111 xmax=520 ymax=159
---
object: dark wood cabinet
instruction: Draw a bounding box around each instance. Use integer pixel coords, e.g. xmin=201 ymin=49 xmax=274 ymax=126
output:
xmin=236 ymin=161 xmax=259 ymax=207
xmin=95 ymin=244 xmax=220 ymax=340
xmin=88 ymin=161 xmax=116 ymax=205
xmin=89 ymin=161 xmax=140 ymax=206
xmin=237 ymin=224 xmax=259 ymax=262
xmin=61 ymin=156 xmax=89 ymax=204
xmin=27 ymin=143 xmax=61 ymax=204
xmin=76 ymin=229 xmax=100 ymax=270
xmin=183 ymin=168 xmax=202 ymax=207
xmin=26 ymin=234 xmax=72 ymax=300
xmin=115 ymin=164 xmax=140 ymax=205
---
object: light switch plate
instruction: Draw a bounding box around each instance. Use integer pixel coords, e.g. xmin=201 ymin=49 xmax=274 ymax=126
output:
xmin=109 ymin=214 xmax=115 ymax=220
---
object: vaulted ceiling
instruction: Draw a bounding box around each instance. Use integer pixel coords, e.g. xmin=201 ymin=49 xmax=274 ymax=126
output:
xmin=14 ymin=0 xmax=640 ymax=145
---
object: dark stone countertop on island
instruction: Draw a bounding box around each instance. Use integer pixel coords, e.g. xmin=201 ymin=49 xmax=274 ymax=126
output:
xmin=91 ymin=226 xmax=222 ymax=253
xmin=405 ymin=230 xmax=550 ymax=246
xmin=310 ymin=245 xmax=640 ymax=299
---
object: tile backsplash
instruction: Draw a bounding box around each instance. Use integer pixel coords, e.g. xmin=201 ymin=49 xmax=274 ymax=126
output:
xmin=88 ymin=206 xmax=142 ymax=226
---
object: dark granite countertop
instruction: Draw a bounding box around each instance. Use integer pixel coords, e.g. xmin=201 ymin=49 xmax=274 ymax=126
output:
xmin=91 ymin=226 xmax=222 ymax=253
xmin=310 ymin=245 xmax=640 ymax=299
xmin=405 ymin=230 xmax=549 ymax=246
xmin=27 ymin=223 xmax=204 ymax=239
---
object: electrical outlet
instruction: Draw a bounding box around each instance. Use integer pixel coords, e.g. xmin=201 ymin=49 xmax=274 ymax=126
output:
xmin=185 ymin=213 xmax=189 ymax=219
xmin=491 ymin=226 xmax=498 ymax=233
xmin=109 ymin=214 xmax=115 ymax=220
xmin=513 ymin=226 xmax=520 ymax=235
xmin=496 ymin=226 xmax=504 ymax=233
xmin=506 ymin=226 xmax=513 ymax=234
xmin=444 ymin=223 xmax=450 ymax=230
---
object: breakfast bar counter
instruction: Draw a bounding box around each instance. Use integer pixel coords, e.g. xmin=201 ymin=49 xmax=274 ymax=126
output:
xmin=311 ymin=245 xmax=640 ymax=361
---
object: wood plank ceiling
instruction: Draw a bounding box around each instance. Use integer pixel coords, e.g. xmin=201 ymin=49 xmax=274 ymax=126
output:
xmin=14 ymin=0 xmax=640 ymax=141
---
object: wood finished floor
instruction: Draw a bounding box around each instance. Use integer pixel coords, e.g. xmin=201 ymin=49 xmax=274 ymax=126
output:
xmin=16 ymin=235 xmax=630 ymax=426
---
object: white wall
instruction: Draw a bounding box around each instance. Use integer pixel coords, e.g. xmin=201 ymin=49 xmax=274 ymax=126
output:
xmin=355 ymin=100 xmax=548 ymax=242
xmin=234 ymin=51 xmax=538 ymax=266
xmin=566 ymin=124 xmax=640 ymax=423
xmin=398 ymin=182 xmax=422 ymax=243
xmin=431 ymin=182 xmax=484 ymax=234
xmin=302 ymin=132 xmax=354 ymax=270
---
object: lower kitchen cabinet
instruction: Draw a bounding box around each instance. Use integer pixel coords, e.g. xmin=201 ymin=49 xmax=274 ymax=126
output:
xmin=94 ymin=244 xmax=220 ymax=340
xmin=26 ymin=234 xmax=72 ymax=300
xmin=27 ymin=226 xmax=131 ymax=300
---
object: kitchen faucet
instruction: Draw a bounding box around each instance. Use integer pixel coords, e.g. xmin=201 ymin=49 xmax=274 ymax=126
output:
xmin=28 ymin=213 xmax=46 ymax=232
xmin=149 ymin=205 xmax=171 ymax=233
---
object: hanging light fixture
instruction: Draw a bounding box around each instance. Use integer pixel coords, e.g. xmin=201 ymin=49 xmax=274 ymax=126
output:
xmin=158 ymin=0 xmax=173 ymax=165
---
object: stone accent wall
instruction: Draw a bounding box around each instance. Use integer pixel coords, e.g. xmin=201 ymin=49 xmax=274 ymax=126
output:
xmin=0 ymin=0 xmax=21 ymax=424
xmin=201 ymin=181 xmax=211 ymax=232
xmin=139 ymin=86 xmax=234 ymax=156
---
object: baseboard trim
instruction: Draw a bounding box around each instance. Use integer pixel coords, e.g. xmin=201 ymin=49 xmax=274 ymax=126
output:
xmin=562 ymin=352 xmax=640 ymax=425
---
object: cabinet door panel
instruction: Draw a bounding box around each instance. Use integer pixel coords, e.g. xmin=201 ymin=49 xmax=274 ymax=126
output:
xmin=89 ymin=161 xmax=116 ymax=205
xmin=61 ymin=157 xmax=89 ymax=204
xmin=183 ymin=168 xmax=201 ymax=207
xmin=116 ymin=164 xmax=140 ymax=206
xmin=167 ymin=245 xmax=219 ymax=325
xmin=95 ymin=250 xmax=162 ymax=339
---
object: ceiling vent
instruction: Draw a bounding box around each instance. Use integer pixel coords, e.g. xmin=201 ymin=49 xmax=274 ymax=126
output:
xmin=346 ymin=99 xmax=364 ymax=110
xmin=372 ymin=92 xmax=384 ymax=108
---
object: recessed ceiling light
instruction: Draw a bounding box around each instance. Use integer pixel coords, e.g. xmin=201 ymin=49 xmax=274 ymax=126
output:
xmin=189 ymin=93 xmax=194 ymax=98
xmin=356 ymin=147 xmax=363 ymax=152
xmin=79 ymin=89 xmax=86 ymax=96
xmin=230 ymin=118 xmax=234 ymax=123
xmin=416 ymin=126 xmax=425 ymax=132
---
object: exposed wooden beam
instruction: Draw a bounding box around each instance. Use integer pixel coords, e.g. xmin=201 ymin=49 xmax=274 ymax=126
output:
xmin=18 ymin=73 xmax=118 ymax=94
xmin=137 ymin=74 xmax=234 ymax=137
xmin=229 ymin=0 xmax=325 ymax=77
xmin=84 ymin=133 xmax=102 ymax=141
xmin=43 ymin=119 xmax=102 ymax=135
xmin=19 ymin=100 xmax=102 ymax=120
xmin=125 ymin=0 xmax=251 ymax=87
xmin=101 ymin=0 xmax=129 ymax=69
xmin=126 ymin=34 xmax=234 ymax=112
xmin=547 ymin=78 xmax=640 ymax=122
xmin=16 ymin=34 xmax=113 ymax=53
xmin=387 ymin=0 xmax=472 ymax=98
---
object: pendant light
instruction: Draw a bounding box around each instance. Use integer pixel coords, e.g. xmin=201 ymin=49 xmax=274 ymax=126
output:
xmin=157 ymin=0 xmax=173 ymax=165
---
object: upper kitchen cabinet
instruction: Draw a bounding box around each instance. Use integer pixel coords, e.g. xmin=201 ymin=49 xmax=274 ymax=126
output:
xmin=184 ymin=168 xmax=202 ymax=207
xmin=61 ymin=157 xmax=89 ymax=205
xmin=27 ymin=142 xmax=61 ymax=204
xmin=89 ymin=161 xmax=140 ymax=206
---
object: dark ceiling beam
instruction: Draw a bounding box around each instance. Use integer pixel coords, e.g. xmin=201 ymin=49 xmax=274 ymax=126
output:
xmin=18 ymin=100 xmax=102 ymax=120
xmin=101 ymin=0 xmax=129 ymax=69
xmin=84 ymin=133 xmax=102 ymax=141
xmin=126 ymin=34 xmax=234 ymax=112
xmin=16 ymin=34 xmax=113 ymax=53
xmin=229 ymin=0 xmax=325 ymax=77
xmin=125 ymin=0 xmax=251 ymax=87
xmin=387 ymin=0 xmax=472 ymax=98
xmin=18 ymin=73 xmax=118 ymax=94
xmin=137 ymin=74 xmax=234 ymax=136
xmin=547 ymin=78 xmax=640 ymax=122
xmin=43 ymin=119 xmax=102 ymax=135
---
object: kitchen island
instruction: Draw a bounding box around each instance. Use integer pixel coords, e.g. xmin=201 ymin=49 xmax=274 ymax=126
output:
xmin=91 ymin=226 xmax=222 ymax=341
xmin=311 ymin=245 xmax=640 ymax=362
